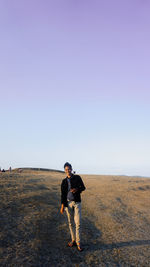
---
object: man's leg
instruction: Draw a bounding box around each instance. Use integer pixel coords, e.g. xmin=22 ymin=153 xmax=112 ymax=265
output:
xmin=74 ymin=202 xmax=82 ymax=244
xmin=65 ymin=201 xmax=75 ymax=241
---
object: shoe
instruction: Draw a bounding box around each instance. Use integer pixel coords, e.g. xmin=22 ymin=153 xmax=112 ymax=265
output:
xmin=76 ymin=242 xmax=84 ymax=252
xmin=67 ymin=240 xmax=77 ymax=247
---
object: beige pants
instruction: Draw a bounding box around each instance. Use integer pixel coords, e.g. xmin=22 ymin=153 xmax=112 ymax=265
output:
xmin=64 ymin=201 xmax=82 ymax=244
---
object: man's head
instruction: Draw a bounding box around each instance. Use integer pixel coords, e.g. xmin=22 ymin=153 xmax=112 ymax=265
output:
xmin=64 ymin=162 xmax=72 ymax=177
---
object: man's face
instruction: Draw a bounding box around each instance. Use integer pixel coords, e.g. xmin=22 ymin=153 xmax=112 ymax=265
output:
xmin=65 ymin=166 xmax=72 ymax=176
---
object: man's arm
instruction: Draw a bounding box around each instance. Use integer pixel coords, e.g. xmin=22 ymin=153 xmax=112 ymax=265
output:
xmin=60 ymin=180 xmax=65 ymax=214
xmin=77 ymin=176 xmax=86 ymax=193
xmin=61 ymin=180 xmax=66 ymax=205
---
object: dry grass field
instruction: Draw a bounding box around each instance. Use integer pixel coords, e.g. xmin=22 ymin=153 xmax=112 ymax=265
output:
xmin=0 ymin=169 xmax=150 ymax=267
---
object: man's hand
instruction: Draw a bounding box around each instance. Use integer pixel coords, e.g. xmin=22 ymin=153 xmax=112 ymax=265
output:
xmin=60 ymin=204 xmax=64 ymax=214
xmin=70 ymin=188 xmax=78 ymax=193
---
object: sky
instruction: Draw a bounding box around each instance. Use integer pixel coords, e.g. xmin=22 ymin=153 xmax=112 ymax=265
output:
xmin=0 ymin=0 xmax=150 ymax=176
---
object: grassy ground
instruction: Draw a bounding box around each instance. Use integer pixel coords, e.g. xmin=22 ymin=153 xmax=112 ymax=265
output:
xmin=0 ymin=169 xmax=150 ymax=266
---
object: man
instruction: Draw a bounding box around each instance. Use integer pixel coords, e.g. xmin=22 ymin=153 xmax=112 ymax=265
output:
xmin=60 ymin=162 xmax=86 ymax=252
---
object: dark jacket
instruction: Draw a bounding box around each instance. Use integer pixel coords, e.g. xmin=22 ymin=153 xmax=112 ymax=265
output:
xmin=61 ymin=174 xmax=86 ymax=207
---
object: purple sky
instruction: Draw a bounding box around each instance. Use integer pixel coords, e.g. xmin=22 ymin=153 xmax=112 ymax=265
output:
xmin=0 ymin=1 xmax=150 ymax=176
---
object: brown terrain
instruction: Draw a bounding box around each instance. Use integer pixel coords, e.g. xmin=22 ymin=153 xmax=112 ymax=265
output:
xmin=0 ymin=168 xmax=150 ymax=267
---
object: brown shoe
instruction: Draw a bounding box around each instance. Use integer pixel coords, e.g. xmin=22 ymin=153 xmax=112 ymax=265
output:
xmin=76 ymin=242 xmax=84 ymax=252
xmin=67 ymin=240 xmax=77 ymax=247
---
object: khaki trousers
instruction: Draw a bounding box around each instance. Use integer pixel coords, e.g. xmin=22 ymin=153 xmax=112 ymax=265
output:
xmin=64 ymin=201 xmax=82 ymax=244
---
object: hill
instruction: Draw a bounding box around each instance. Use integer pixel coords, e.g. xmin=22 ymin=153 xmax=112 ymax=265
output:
xmin=0 ymin=169 xmax=150 ymax=266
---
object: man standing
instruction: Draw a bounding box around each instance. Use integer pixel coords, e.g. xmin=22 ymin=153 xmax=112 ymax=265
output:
xmin=60 ymin=162 xmax=86 ymax=252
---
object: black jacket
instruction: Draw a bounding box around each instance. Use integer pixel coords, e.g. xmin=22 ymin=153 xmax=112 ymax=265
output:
xmin=61 ymin=174 xmax=86 ymax=207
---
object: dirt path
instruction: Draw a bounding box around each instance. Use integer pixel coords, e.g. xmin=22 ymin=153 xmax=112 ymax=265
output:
xmin=0 ymin=170 xmax=150 ymax=266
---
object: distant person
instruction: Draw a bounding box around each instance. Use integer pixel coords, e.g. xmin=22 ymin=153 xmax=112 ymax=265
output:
xmin=9 ymin=167 xmax=12 ymax=172
xmin=2 ymin=169 xmax=5 ymax=172
xmin=60 ymin=162 xmax=86 ymax=252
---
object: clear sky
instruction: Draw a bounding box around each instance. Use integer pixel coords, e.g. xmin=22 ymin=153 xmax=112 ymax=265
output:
xmin=0 ymin=0 xmax=150 ymax=176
